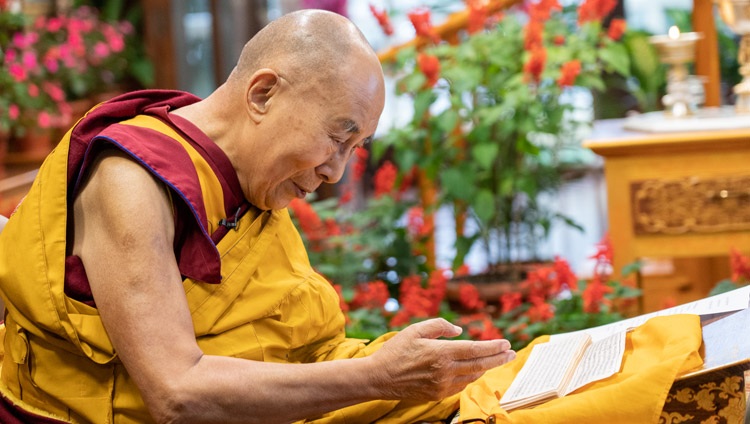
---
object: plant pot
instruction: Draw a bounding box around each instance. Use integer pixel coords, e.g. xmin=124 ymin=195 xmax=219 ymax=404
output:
xmin=10 ymin=128 xmax=53 ymax=162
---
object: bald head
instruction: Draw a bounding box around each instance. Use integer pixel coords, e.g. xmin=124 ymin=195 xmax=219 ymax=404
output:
xmin=229 ymin=10 xmax=380 ymax=88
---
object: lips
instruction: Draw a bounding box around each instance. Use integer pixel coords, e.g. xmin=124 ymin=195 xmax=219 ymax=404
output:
xmin=293 ymin=183 xmax=309 ymax=199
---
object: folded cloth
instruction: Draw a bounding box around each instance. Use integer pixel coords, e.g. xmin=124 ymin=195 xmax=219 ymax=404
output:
xmin=458 ymin=314 xmax=704 ymax=424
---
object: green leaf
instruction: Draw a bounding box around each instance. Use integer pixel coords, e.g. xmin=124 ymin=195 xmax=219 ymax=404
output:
xmin=453 ymin=234 xmax=480 ymax=269
xmin=598 ymin=43 xmax=631 ymax=77
xmin=402 ymin=72 xmax=428 ymax=93
xmin=472 ymin=189 xmax=496 ymax=224
xmin=396 ymin=148 xmax=419 ymax=172
xmin=471 ymin=142 xmax=499 ymax=171
xmin=413 ymin=90 xmax=435 ymax=122
xmin=575 ymin=73 xmax=606 ymax=92
xmin=620 ymin=260 xmax=643 ymax=276
xmin=436 ymin=109 xmax=459 ymax=134
xmin=441 ymin=168 xmax=476 ymax=201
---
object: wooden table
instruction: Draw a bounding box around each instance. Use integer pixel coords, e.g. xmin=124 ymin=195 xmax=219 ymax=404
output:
xmin=583 ymin=120 xmax=750 ymax=311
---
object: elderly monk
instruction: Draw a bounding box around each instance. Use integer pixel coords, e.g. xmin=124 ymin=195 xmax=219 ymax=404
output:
xmin=0 ymin=10 xmax=515 ymax=423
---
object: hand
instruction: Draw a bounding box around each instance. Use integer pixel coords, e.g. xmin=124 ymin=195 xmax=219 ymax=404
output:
xmin=368 ymin=318 xmax=516 ymax=401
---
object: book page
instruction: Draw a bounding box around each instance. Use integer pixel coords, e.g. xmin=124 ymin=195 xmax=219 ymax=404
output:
xmin=500 ymin=333 xmax=590 ymax=410
xmin=566 ymin=285 xmax=750 ymax=342
xmin=563 ymin=330 xmax=627 ymax=395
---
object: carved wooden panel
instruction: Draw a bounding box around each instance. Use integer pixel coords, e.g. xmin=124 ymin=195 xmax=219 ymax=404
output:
xmin=661 ymin=367 xmax=747 ymax=424
xmin=632 ymin=176 xmax=750 ymax=235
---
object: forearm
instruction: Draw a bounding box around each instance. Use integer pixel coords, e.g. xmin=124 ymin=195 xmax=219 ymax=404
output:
xmin=156 ymin=354 xmax=384 ymax=424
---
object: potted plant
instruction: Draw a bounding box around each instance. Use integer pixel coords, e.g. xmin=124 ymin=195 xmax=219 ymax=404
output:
xmin=373 ymin=0 xmax=631 ymax=294
xmin=0 ymin=4 xmax=151 ymax=160
xmin=0 ymin=29 xmax=69 ymax=159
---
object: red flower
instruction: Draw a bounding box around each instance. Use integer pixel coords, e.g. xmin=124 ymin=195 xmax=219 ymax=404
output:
xmin=524 ymin=19 xmax=544 ymax=51
xmin=578 ymin=0 xmax=618 ymax=24
xmin=351 ymin=280 xmax=390 ymax=310
xmin=500 ymin=292 xmax=523 ymax=314
xmin=582 ymin=277 xmax=613 ymax=313
xmin=352 ymin=147 xmax=369 ymax=183
xmin=553 ymin=34 xmax=565 ymax=45
xmin=408 ymin=7 xmax=440 ymax=44
xmin=557 ymin=59 xmax=581 ymax=87
xmin=590 ymin=233 xmax=614 ymax=279
xmin=526 ymin=295 xmax=554 ymax=323
xmin=730 ymin=248 xmax=750 ymax=283
xmin=407 ymin=206 xmax=430 ymax=238
xmin=523 ymin=46 xmax=546 ymax=83
xmin=608 ymin=18 xmax=627 ymax=40
xmin=369 ymin=4 xmax=394 ymax=36
xmin=487 ymin=11 xmax=505 ymax=27
xmin=466 ymin=0 xmax=489 ymax=34
xmin=528 ymin=0 xmax=562 ymax=21
xmin=427 ymin=269 xmax=448 ymax=303
xmin=553 ymin=256 xmax=578 ymax=291
xmin=455 ymin=264 xmax=471 ymax=277
xmin=374 ymin=160 xmax=398 ymax=197
xmin=458 ymin=283 xmax=485 ymax=311
xmin=288 ymin=198 xmax=324 ymax=241
xmin=417 ymin=53 xmax=441 ymax=87
xmin=338 ymin=187 xmax=353 ymax=205
xmin=523 ymin=266 xmax=557 ymax=299
xmin=473 ymin=316 xmax=504 ymax=341
xmin=398 ymin=166 xmax=417 ymax=192
xmin=392 ymin=271 xmax=448 ymax=327
xmin=324 ymin=218 xmax=341 ymax=237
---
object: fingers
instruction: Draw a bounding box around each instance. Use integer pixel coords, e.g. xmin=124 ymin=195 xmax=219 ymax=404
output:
xmin=407 ymin=318 xmax=463 ymax=340
xmin=453 ymin=349 xmax=517 ymax=377
xmin=446 ymin=339 xmax=512 ymax=360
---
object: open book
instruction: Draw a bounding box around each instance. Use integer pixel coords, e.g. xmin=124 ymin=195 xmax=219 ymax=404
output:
xmin=499 ymin=285 xmax=750 ymax=411
xmin=499 ymin=329 xmax=627 ymax=411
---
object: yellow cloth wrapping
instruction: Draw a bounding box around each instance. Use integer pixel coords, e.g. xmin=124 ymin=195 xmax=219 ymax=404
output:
xmin=458 ymin=314 xmax=703 ymax=423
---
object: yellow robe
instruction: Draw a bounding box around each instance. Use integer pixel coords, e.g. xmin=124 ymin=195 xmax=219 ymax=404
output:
xmin=0 ymin=111 xmax=458 ymax=423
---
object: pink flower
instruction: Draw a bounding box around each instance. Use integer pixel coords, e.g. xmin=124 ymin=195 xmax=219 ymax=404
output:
xmin=8 ymin=105 xmax=20 ymax=120
xmin=44 ymin=58 xmax=59 ymax=73
xmin=93 ymin=42 xmax=110 ymax=59
xmin=37 ymin=111 xmax=51 ymax=129
xmin=107 ymin=32 xmax=125 ymax=53
xmin=4 ymin=48 xmax=17 ymax=64
xmin=68 ymin=32 xmax=84 ymax=52
xmin=22 ymin=51 xmax=39 ymax=71
xmin=119 ymin=21 xmax=134 ymax=35
xmin=9 ymin=64 xmax=26 ymax=82
xmin=46 ymin=17 xmax=63 ymax=32
xmin=27 ymin=84 xmax=39 ymax=98
xmin=12 ymin=33 xmax=31 ymax=49
xmin=43 ymin=82 xmax=65 ymax=102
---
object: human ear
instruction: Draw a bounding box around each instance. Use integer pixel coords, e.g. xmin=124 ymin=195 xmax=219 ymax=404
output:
xmin=246 ymin=69 xmax=279 ymax=123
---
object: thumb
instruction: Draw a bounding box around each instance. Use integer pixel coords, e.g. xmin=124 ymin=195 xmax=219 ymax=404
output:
xmin=409 ymin=318 xmax=463 ymax=340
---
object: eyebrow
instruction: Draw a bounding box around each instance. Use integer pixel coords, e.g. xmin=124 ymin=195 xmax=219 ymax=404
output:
xmin=340 ymin=119 xmax=374 ymax=144
xmin=340 ymin=119 xmax=360 ymax=134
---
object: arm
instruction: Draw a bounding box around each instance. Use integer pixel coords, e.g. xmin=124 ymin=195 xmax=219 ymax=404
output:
xmin=73 ymin=150 xmax=515 ymax=424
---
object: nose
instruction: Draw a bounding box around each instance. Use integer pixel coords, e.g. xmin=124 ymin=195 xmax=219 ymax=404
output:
xmin=316 ymin=154 xmax=348 ymax=184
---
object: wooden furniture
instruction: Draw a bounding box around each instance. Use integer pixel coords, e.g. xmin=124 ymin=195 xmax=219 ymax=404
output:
xmin=663 ymin=308 xmax=750 ymax=423
xmin=693 ymin=0 xmax=722 ymax=107
xmin=583 ymin=120 xmax=750 ymax=312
